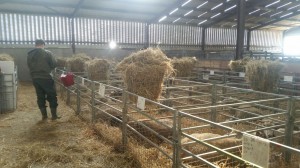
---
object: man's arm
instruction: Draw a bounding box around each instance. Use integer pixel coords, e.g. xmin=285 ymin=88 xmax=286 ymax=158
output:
xmin=46 ymin=51 xmax=57 ymax=70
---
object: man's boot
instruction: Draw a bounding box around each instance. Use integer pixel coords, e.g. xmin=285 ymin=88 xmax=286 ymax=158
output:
xmin=40 ymin=108 xmax=48 ymax=120
xmin=50 ymin=108 xmax=60 ymax=120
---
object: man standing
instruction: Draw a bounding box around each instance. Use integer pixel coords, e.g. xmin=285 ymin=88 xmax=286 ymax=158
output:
xmin=27 ymin=39 xmax=59 ymax=120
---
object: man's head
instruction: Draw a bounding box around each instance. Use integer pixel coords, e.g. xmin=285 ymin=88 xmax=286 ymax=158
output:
xmin=35 ymin=39 xmax=45 ymax=48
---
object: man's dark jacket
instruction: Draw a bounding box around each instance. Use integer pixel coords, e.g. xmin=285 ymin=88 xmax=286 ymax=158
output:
xmin=27 ymin=48 xmax=57 ymax=79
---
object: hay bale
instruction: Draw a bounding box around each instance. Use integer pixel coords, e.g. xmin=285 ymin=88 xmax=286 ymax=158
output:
xmin=228 ymin=57 xmax=251 ymax=72
xmin=0 ymin=53 xmax=14 ymax=61
xmin=171 ymin=57 xmax=197 ymax=77
xmin=116 ymin=48 xmax=174 ymax=101
xmin=86 ymin=59 xmax=110 ymax=81
xmin=181 ymin=133 xmax=240 ymax=156
xmin=55 ymin=57 xmax=67 ymax=68
xmin=66 ymin=53 xmax=91 ymax=72
xmin=245 ymin=60 xmax=283 ymax=92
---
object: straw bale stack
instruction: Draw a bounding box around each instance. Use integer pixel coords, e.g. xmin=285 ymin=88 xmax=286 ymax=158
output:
xmin=85 ymin=59 xmax=110 ymax=81
xmin=0 ymin=53 xmax=14 ymax=61
xmin=116 ymin=48 xmax=174 ymax=101
xmin=55 ymin=57 xmax=67 ymax=68
xmin=228 ymin=57 xmax=251 ymax=72
xmin=181 ymin=133 xmax=240 ymax=157
xmin=66 ymin=53 xmax=91 ymax=72
xmin=171 ymin=57 xmax=197 ymax=77
xmin=245 ymin=60 xmax=283 ymax=92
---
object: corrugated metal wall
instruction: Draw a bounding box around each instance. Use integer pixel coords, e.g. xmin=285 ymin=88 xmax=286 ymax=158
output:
xmin=0 ymin=13 xmax=283 ymax=52
xmin=149 ymin=24 xmax=202 ymax=48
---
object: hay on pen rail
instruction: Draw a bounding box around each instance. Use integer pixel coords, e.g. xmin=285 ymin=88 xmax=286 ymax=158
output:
xmin=66 ymin=53 xmax=91 ymax=72
xmin=171 ymin=57 xmax=197 ymax=77
xmin=245 ymin=60 xmax=283 ymax=92
xmin=85 ymin=59 xmax=110 ymax=81
xmin=228 ymin=57 xmax=251 ymax=72
xmin=0 ymin=53 xmax=14 ymax=61
xmin=55 ymin=57 xmax=67 ymax=68
xmin=116 ymin=48 xmax=174 ymax=101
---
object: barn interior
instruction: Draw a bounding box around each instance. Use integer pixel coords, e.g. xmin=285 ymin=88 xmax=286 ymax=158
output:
xmin=0 ymin=0 xmax=300 ymax=168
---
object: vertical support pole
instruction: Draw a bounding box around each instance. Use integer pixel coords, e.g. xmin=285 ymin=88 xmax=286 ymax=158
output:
xmin=164 ymin=78 xmax=172 ymax=107
xmin=235 ymin=0 xmax=246 ymax=60
xmin=121 ymin=89 xmax=128 ymax=152
xmin=66 ymin=87 xmax=70 ymax=105
xmin=71 ymin=17 xmax=76 ymax=54
xmin=246 ymin=30 xmax=251 ymax=51
xmin=91 ymin=81 xmax=96 ymax=122
xmin=284 ymin=97 xmax=295 ymax=163
xmin=145 ymin=23 xmax=150 ymax=48
xmin=76 ymin=80 xmax=81 ymax=115
xmin=173 ymin=111 xmax=182 ymax=168
xmin=211 ymin=83 xmax=217 ymax=123
xmin=201 ymin=27 xmax=206 ymax=51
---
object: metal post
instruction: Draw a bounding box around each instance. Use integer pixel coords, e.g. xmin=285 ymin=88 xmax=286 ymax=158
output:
xmin=201 ymin=27 xmax=206 ymax=51
xmin=211 ymin=83 xmax=217 ymax=123
xmin=91 ymin=81 xmax=96 ymax=122
xmin=66 ymin=87 xmax=70 ymax=105
xmin=284 ymin=97 xmax=295 ymax=163
xmin=76 ymin=80 xmax=81 ymax=115
xmin=235 ymin=0 xmax=246 ymax=60
xmin=121 ymin=89 xmax=128 ymax=151
xmin=174 ymin=111 xmax=182 ymax=168
xmin=165 ymin=78 xmax=172 ymax=107
xmin=145 ymin=23 xmax=150 ymax=48
xmin=246 ymin=30 xmax=251 ymax=51
xmin=70 ymin=17 xmax=76 ymax=54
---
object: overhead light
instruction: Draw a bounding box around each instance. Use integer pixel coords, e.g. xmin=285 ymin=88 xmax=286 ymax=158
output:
xmin=280 ymin=12 xmax=293 ymax=18
xmin=211 ymin=13 xmax=221 ymax=19
xmin=270 ymin=11 xmax=283 ymax=17
xmin=109 ymin=41 xmax=117 ymax=49
xmin=173 ymin=18 xmax=181 ymax=23
xmin=169 ymin=8 xmax=178 ymax=15
xmin=198 ymin=12 xmax=207 ymax=18
xmin=260 ymin=11 xmax=271 ymax=16
xmin=158 ymin=16 xmax=167 ymax=22
xmin=287 ymin=4 xmax=300 ymax=10
xmin=224 ymin=5 xmax=236 ymax=12
xmin=184 ymin=10 xmax=193 ymax=16
xmin=182 ymin=0 xmax=192 ymax=7
xmin=198 ymin=20 xmax=207 ymax=25
xmin=197 ymin=1 xmax=208 ymax=8
xmin=249 ymin=9 xmax=260 ymax=15
xmin=277 ymin=2 xmax=292 ymax=9
xmin=211 ymin=3 xmax=223 ymax=10
xmin=265 ymin=0 xmax=280 ymax=8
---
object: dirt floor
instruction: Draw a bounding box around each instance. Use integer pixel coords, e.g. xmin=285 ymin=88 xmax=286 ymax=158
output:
xmin=0 ymin=82 xmax=137 ymax=168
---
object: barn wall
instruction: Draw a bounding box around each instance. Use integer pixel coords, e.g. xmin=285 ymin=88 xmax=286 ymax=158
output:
xmin=0 ymin=46 xmax=209 ymax=81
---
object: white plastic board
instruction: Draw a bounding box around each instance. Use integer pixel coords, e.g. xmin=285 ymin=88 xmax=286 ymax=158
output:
xmin=81 ymin=78 xmax=85 ymax=85
xmin=137 ymin=96 xmax=145 ymax=110
xmin=0 ymin=61 xmax=14 ymax=73
xmin=99 ymin=83 xmax=105 ymax=97
xmin=242 ymin=134 xmax=270 ymax=168
xmin=210 ymin=70 xmax=214 ymax=75
xmin=283 ymin=76 xmax=293 ymax=82
xmin=239 ymin=72 xmax=245 ymax=78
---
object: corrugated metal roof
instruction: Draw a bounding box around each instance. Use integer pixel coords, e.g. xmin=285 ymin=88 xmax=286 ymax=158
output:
xmin=0 ymin=0 xmax=300 ymax=30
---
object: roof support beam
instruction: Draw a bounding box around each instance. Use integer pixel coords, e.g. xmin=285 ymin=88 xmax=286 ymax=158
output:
xmin=235 ymin=0 xmax=246 ymax=60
